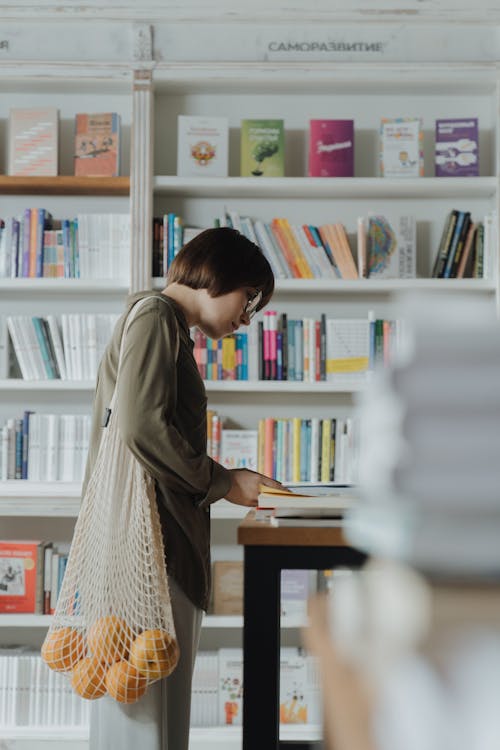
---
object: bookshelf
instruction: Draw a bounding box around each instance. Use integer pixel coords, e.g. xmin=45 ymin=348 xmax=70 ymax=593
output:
xmin=0 ymin=72 xmax=134 ymax=750
xmin=0 ymin=12 xmax=499 ymax=750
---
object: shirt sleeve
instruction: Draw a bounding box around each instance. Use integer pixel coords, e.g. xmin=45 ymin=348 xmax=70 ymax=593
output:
xmin=115 ymin=300 xmax=232 ymax=507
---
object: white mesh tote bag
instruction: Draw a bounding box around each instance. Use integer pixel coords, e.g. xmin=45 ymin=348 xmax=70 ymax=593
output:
xmin=41 ymin=296 xmax=179 ymax=703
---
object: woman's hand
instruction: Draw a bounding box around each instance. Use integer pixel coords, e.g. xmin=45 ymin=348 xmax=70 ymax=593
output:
xmin=225 ymin=468 xmax=282 ymax=507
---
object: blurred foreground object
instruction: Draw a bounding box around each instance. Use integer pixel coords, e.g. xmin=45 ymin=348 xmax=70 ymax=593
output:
xmin=305 ymin=294 xmax=500 ymax=750
xmin=351 ymin=293 xmax=500 ymax=575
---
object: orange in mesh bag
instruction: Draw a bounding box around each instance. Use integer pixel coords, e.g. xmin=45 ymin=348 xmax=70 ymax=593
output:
xmin=41 ymin=297 xmax=180 ymax=702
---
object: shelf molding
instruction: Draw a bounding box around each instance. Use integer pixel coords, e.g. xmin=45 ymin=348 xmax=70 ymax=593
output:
xmin=131 ymin=68 xmax=154 ymax=293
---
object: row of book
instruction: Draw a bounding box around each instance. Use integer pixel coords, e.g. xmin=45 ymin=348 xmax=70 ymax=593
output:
xmin=195 ymin=314 xmax=398 ymax=384
xmin=7 ymin=108 xmax=120 ymax=177
xmin=193 ymin=330 xmax=249 ymax=381
xmin=0 ymin=212 xmax=130 ymax=280
xmin=257 ymin=416 xmax=357 ymax=485
xmin=0 ymin=649 xmax=89 ymax=728
xmin=152 ymin=215 xmax=202 ymax=277
xmin=1 ymin=311 xmax=397 ymax=384
xmin=153 ymin=207 xmax=417 ymax=281
xmin=0 ymin=540 xmax=68 ymax=615
xmin=1 ymin=411 xmax=354 ymax=483
xmin=206 ymin=416 xmax=358 ymax=484
xmin=431 ymin=209 xmax=494 ymax=279
xmin=257 ymin=312 xmax=399 ymax=382
xmin=0 ymin=413 xmax=91 ymax=482
xmin=5 ymin=110 xmax=481 ymax=180
xmin=191 ymin=648 xmax=320 ymax=728
xmin=178 ymin=115 xmax=481 ymax=179
xmin=2 ymin=314 xmax=119 ymax=380
xmin=0 ymin=647 xmax=317 ymax=730
xmin=206 ymin=414 xmax=357 ymax=483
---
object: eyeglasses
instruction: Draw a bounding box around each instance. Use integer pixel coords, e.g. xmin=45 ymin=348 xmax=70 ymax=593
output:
xmin=244 ymin=290 xmax=262 ymax=321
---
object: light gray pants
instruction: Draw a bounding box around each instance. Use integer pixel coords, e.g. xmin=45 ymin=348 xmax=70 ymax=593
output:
xmin=89 ymin=577 xmax=203 ymax=750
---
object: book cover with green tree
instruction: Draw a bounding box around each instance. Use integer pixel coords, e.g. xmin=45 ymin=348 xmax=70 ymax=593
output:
xmin=240 ymin=119 xmax=284 ymax=177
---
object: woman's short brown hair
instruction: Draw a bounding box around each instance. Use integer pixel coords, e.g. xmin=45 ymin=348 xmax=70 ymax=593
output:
xmin=167 ymin=227 xmax=274 ymax=311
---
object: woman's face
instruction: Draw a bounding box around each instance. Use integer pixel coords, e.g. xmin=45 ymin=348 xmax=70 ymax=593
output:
xmin=197 ymin=287 xmax=257 ymax=339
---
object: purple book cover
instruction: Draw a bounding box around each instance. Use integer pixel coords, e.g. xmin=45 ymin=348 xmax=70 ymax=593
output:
xmin=308 ymin=119 xmax=354 ymax=177
xmin=435 ymin=118 xmax=479 ymax=177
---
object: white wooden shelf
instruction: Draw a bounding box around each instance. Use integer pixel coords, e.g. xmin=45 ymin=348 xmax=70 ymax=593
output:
xmin=152 ymin=277 xmax=495 ymax=294
xmin=189 ymin=724 xmax=322 ymax=745
xmin=0 ymin=483 xmax=346 ymax=518
xmin=0 ymin=279 xmax=129 ymax=293
xmin=0 ymin=380 xmax=96 ymax=391
xmin=0 ymin=724 xmax=322 ymax=748
xmin=0 ymin=726 xmax=89 ymax=750
xmin=0 ymin=378 xmax=362 ymax=393
xmin=0 ymin=482 xmax=81 ymax=517
xmin=274 ymin=278 xmax=496 ymax=293
xmin=0 ymin=613 xmax=307 ymax=629
xmin=153 ymin=175 xmax=497 ymax=200
xmin=204 ymin=380 xmax=364 ymax=393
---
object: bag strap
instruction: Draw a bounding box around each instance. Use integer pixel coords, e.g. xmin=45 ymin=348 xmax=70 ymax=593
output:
xmin=106 ymin=294 xmax=180 ymax=419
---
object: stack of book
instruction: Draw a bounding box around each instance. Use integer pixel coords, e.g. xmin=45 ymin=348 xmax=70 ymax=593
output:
xmin=350 ymin=294 xmax=500 ymax=575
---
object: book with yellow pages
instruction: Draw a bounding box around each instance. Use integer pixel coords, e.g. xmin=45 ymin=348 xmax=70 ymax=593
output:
xmin=257 ymin=484 xmax=357 ymax=514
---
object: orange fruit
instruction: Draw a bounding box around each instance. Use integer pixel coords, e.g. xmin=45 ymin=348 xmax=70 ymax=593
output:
xmin=129 ymin=629 xmax=179 ymax=680
xmin=105 ymin=660 xmax=148 ymax=704
xmin=41 ymin=627 xmax=86 ymax=672
xmin=71 ymin=657 xmax=107 ymax=700
xmin=87 ymin=615 xmax=133 ymax=665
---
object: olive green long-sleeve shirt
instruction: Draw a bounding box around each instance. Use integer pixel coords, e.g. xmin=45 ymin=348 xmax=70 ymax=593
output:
xmin=82 ymin=291 xmax=232 ymax=611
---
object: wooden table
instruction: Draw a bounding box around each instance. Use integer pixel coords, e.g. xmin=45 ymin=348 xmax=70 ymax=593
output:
xmin=238 ymin=511 xmax=367 ymax=750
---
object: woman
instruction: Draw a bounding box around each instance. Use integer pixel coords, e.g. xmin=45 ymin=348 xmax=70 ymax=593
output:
xmin=85 ymin=226 xmax=281 ymax=749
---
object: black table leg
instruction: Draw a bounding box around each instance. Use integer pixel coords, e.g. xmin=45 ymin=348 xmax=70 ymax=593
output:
xmin=243 ymin=545 xmax=281 ymax=749
xmin=242 ymin=545 xmax=367 ymax=750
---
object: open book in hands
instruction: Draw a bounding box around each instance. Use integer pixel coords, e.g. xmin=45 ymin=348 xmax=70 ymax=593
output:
xmin=257 ymin=484 xmax=357 ymax=513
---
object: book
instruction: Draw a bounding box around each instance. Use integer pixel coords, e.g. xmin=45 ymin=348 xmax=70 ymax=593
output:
xmin=218 ymin=649 xmax=243 ymax=725
xmin=325 ymin=318 xmax=370 ymax=380
xmin=220 ymin=430 xmax=258 ymax=470
xmin=281 ymin=570 xmax=310 ymax=618
xmin=213 ymin=561 xmax=243 ymax=615
xmin=257 ymin=484 xmax=356 ymax=512
xmin=74 ymin=112 xmax=120 ymax=177
xmin=0 ymin=540 xmax=45 ymax=614
xmin=435 ymin=118 xmax=479 ymax=177
xmin=0 ymin=317 xmax=8 ymax=379
xmin=308 ymin=119 xmax=354 ymax=177
xmin=432 ymin=210 xmax=458 ymax=278
xmin=177 ymin=115 xmax=229 ymax=177
xmin=8 ymin=108 xmax=58 ymax=176
xmin=318 ymin=223 xmax=358 ymax=280
xmin=441 ymin=210 xmax=470 ymax=279
xmin=279 ymin=649 xmax=309 ymax=724
xmin=367 ymin=213 xmax=416 ymax=279
xmin=240 ymin=119 xmax=284 ymax=177
xmin=379 ymin=117 xmax=424 ymax=177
